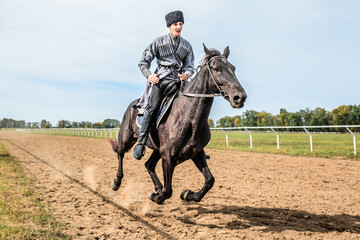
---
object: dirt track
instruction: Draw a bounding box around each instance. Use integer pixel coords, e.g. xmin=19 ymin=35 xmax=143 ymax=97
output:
xmin=1 ymin=131 xmax=360 ymax=239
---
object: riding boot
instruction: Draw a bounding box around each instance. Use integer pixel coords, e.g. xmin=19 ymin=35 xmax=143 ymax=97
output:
xmin=133 ymin=110 xmax=152 ymax=160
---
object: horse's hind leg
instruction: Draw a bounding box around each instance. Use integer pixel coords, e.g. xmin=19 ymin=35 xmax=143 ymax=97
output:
xmin=180 ymin=149 xmax=215 ymax=202
xmin=111 ymin=130 xmax=137 ymax=191
xmin=111 ymin=152 xmax=124 ymax=191
xmin=145 ymin=150 xmax=163 ymax=195
xmin=111 ymin=102 xmax=138 ymax=191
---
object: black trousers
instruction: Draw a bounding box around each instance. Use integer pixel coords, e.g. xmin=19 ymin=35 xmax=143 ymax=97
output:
xmin=145 ymin=70 xmax=181 ymax=121
xmin=146 ymin=82 xmax=164 ymax=120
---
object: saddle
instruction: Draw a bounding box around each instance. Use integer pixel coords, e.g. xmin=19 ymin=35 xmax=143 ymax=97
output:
xmin=136 ymin=91 xmax=178 ymax=129
xmin=135 ymin=90 xmax=179 ymax=150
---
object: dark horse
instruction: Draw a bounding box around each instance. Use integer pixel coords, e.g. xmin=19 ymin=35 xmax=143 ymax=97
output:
xmin=109 ymin=45 xmax=247 ymax=204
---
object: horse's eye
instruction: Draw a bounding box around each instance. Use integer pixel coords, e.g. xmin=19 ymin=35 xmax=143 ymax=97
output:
xmin=214 ymin=67 xmax=220 ymax=72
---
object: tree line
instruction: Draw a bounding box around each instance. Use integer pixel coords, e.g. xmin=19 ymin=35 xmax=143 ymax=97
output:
xmin=0 ymin=118 xmax=120 ymax=129
xmin=2 ymin=104 xmax=359 ymax=131
xmin=209 ymin=104 xmax=360 ymax=131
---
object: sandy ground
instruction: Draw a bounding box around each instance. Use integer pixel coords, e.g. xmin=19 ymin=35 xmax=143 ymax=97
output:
xmin=1 ymin=131 xmax=360 ymax=240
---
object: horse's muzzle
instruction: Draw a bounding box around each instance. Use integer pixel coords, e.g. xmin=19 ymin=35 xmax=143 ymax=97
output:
xmin=231 ymin=93 xmax=247 ymax=108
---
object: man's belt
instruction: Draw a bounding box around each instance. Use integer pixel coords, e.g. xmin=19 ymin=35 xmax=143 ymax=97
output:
xmin=157 ymin=65 xmax=182 ymax=73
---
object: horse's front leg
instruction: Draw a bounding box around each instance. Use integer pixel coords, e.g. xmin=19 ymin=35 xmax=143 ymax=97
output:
xmin=111 ymin=152 xmax=124 ymax=191
xmin=181 ymin=149 xmax=215 ymax=202
xmin=145 ymin=150 xmax=163 ymax=195
xmin=150 ymin=158 xmax=175 ymax=205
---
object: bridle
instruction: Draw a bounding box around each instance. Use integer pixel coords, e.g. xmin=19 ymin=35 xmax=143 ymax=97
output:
xmin=182 ymin=55 xmax=229 ymax=98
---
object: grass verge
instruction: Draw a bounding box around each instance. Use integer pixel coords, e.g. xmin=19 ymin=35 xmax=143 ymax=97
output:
xmin=0 ymin=142 xmax=68 ymax=239
xmin=207 ymin=131 xmax=359 ymax=160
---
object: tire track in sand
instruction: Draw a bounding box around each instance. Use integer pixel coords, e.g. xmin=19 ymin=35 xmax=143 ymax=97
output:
xmin=3 ymin=138 xmax=177 ymax=240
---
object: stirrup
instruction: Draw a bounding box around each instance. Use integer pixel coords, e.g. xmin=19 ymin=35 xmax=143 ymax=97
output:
xmin=133 ymin=144 xmax=146 ymax=160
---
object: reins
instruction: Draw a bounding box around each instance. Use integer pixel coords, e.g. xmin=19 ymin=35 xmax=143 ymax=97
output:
xmin=181 ymin=55 xmax=229 ymax=98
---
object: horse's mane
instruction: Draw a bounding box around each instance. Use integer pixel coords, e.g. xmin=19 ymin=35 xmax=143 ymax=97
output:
xmin=187 ymin=48 xmax=221 ymax=84
xmin=201 ymin=48 xmax=221 ymax=64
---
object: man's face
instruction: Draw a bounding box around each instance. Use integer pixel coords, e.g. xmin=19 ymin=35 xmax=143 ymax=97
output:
xmin=168 ymin=22 xmax=183 ymax=37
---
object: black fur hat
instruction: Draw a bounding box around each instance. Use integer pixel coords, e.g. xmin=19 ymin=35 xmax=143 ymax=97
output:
xmin=165 ymin=10 xmax=184 ymax=27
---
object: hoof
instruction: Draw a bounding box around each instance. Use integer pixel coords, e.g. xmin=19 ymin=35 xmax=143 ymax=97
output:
xmin=148 ymin=192 xmax=156 ymax=201
xmin=111 ymin=178 xmax=120 ymax=191
xmin=180 ymin=190 xmax=192 ymax=201
xmin=148 ymin=192 xmax=164 ymax=205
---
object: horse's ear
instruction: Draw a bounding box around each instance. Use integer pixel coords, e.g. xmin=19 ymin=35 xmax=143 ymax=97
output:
xmin=223 ymin=46 xmax=230 ymax=59
xmin=203 ymin=43 xmax=211 ymax=55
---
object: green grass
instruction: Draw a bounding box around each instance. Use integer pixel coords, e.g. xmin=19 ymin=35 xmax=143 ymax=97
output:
xmin=207 ymin=131 xmax=359 ymax=160
xmin=0 ymin=142 xmax=68 ymax=240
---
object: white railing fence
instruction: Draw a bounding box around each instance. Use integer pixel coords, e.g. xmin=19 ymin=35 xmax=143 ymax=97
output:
xmin=17 ymin=128 xmax=121 ymax=139
xmin=16 ymin=125 xmax=359 ymax=155
xmin=210 ymin=125 xmax=360 ymax=155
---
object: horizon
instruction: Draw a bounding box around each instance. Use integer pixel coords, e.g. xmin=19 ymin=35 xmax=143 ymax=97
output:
xmin=1 ymin=103 xmax=358 ymax=126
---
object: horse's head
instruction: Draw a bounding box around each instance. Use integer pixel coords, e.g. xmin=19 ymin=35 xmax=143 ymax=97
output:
xmin=202 ymin=44 xmax=247 ymax=108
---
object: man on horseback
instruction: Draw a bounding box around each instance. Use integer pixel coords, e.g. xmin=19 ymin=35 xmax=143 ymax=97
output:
xmin=133 ymin=10 xmax=195 ymax=160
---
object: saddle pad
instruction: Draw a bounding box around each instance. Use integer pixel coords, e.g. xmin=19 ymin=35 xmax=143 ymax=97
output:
xmin=136 ymin=115 xmax=144 ymax=128
xmin=156 ymin=92 xmax=177 ymax=128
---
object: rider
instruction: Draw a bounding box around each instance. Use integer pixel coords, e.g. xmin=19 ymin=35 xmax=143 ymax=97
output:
xmin=133 ymin=10 xmax=195 ymax=160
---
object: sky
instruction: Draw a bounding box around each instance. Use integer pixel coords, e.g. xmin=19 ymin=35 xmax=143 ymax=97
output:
xmin=1 ymin=0 xmax=359 ymax=125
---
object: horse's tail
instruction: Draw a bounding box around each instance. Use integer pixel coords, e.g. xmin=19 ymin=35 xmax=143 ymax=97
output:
xmin=107 ymin=139 xmax=119 ymax=153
